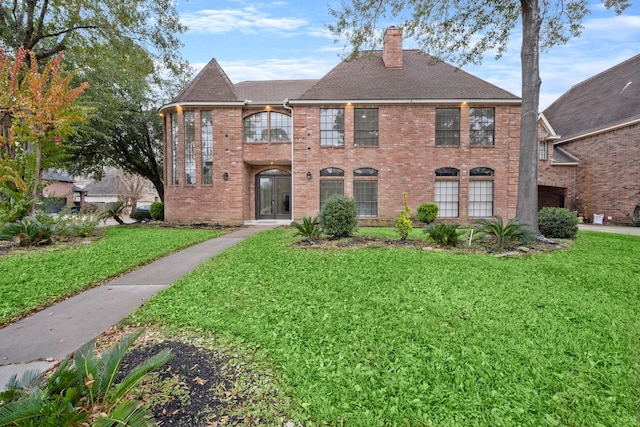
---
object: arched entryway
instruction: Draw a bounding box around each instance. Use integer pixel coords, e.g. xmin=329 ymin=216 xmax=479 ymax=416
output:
xmin=256 ymin=169 xmax=291 ymax=220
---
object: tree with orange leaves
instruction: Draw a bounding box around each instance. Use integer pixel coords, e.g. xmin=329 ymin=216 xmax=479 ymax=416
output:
xmin=0 ymin=48 xmax=89 ymax=217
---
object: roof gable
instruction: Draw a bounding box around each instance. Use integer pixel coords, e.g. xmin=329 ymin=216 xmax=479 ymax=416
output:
xmin=299 ymin=50 xmax=520 ymax=101
xmin=173 ymin=58 xmax=240 ymax=103
xmin=543 ymin=54 xmax=640 ymax=141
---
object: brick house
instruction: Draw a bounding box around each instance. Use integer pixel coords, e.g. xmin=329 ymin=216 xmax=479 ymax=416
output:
xmin=160 ymin=28 xmax=522 ymax=225
xmin=537 ymin=54 xmax=640 ymax=225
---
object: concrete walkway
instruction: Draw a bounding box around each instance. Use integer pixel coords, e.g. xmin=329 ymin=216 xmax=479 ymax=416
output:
xmin=0 ymin=224 xmax=280 ymax=390
xmin=578 ymin=223 xmax=640 ymax=236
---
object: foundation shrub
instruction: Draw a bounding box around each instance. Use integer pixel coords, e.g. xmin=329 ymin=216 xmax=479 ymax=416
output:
xmin=538 ymin=207 xmax=579 ymax=239
xmin=416 ymin=202 xmax=439 ymax=224
xmin=425 ymin=223 xmax=461 ymax=246
xmin=319 ymin=195 xmax=357 ymax=239
xmin=150 ymin=202 xmax=164 ymax=221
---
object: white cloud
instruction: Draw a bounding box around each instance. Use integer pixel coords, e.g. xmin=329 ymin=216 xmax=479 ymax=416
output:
xmin=181 ymin=7 xmax=307 ymax=34
xmin=187 ymin=58 xmax=335 ymax=82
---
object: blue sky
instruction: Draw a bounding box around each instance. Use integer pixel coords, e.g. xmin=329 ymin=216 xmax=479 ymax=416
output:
xmin=175 ymin=0 xmax=640 ymax=109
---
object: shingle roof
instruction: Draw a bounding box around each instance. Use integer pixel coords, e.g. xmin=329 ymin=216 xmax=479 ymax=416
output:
xmin=42 ymin=169 xmax=73 ymax=183
xmin=298 ymin=50 xmax=520 ymax=101
xmin=173 ymin=58 xmax=240 ymax=103
xmin=543 ymin=54 xmax=640 ymax=141
xmin=552 ymin=146 xmax=579 ymax=164
xmin=235 ymin=80 xmax=319 ymax=105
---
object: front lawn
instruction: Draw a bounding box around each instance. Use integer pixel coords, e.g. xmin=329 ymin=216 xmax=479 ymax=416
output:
xmin=130 ymin=228 xmax=640 ymax=426
xmin=0 ymin=226 xmax=221 ymax=324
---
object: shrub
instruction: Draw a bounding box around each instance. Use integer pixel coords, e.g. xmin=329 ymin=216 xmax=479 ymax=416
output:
xmin=395 ymin=193 xmax=413 ymax=240
xmin=416 ymin=202 xmax=439 ymax=224
xmin=538 ymin=207 xmax=579 ymax=239
xmin=291 ymin=216 xmax=321 ymax=240
xmin=425 ymin=223 xmax=461 ymax=246
xmin=0 ymin=216 xmax=54 ymax=246
xmin=130 ymin=210 xmax=152 ymax=223
xmin=319 ymin=194 xmax=358 ymax=239
xmin=0 ymin=329 xmax=172 ymax=426
xmin=476 ymin=215 xmax=534 ymax=249
xmin=150 ymin=202 xmax=164 ymax=221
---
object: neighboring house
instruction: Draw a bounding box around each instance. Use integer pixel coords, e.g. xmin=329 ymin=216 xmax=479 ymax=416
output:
xmin=538 ymin=54 xmax=640 ymax=225
xmin=160 ymin=27 xmax=522 ymax=225
xmin=42 ymin=169 xmax=86 ymax=213
xmin=82 ymin=167 xmax=159 ymax=211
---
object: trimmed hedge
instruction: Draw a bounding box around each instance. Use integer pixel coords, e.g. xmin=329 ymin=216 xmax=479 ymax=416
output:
xmin=150 ymin=202 xmax=164 ymax=221
xmin=538 ymin=207 xmax=579 ymax=239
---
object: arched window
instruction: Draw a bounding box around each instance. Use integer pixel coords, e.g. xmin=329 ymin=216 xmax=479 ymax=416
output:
xmin=469 ymin=167 xmax=494 ymax=217
xmin=243 ymin=112 xmax=291 ymax=142
xmin=435 ymin=168 xmax=459 ymax=217
xmin=319 ymin=168 xmax=345 ymax=209
xmin=353 ymin=168 xmax=378 ymax=217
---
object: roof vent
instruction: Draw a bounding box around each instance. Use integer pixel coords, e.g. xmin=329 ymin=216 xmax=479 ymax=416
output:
xmin=383 ymin=27 xmax=403 ymax=69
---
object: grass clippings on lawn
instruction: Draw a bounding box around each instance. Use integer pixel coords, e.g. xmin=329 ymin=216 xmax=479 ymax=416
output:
xmin=127 ymin=228 xmax=640 ymax=426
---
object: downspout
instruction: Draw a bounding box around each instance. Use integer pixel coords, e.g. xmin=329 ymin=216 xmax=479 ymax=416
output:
xmin=283 ymin=98 xmax=294 ymax=222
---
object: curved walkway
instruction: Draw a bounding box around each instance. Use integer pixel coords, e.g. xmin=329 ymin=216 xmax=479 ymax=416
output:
xmin=0 ymin=224 xmax=278 ymax=391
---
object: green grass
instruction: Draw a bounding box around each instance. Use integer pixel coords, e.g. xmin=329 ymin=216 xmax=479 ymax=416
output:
xmin=130 ymin=229 xmax=640 ymax=426
xmin=0 ymin=226 xmax=220 ymax=324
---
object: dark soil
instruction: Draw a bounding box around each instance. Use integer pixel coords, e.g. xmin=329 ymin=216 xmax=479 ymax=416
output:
xmin=105 ymin=326 xmax=303 ymax=427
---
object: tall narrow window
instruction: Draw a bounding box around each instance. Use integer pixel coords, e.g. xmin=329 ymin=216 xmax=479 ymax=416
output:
xmin=435 ymin=108 xmax=460 ymax=146
xmin=434 ymin=167 xmax=459 ymax=217
xmin=353 ymin=168 xmax=378 ymax=217
xmin=184 ymin=111 xmax=196 ymax=184
xmin=319 ymin=167 xmax=345 ymax=209
xmin=320 ymin=108 xmax=345 ymax=146
xmin=470 ymin=108 xmax=495 ymax=146
xmin=243 ymin=112 xmax=291 ymax=142
xmin=354 ymin=108 xmax=378 ymax=146
xmin=469 ymin=167 xmax=494 ymax=217
xmin=539 ymin=140 xmax=548 ymax=161
xmin=171 ymin=112 xmax=178 ymax=185
xmin=201 ymin=111 xmax=213 ymax=185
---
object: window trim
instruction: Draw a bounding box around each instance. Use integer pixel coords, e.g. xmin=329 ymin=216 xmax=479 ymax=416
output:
xmin=468 ymin=167 xmax=495 ymax=218
xmin=184 ymin=110 xmax=196 ymax=185
xmin=353 ymin=167 xmax=378 ymax=217
xmin=201 ymin=110 xmax=213 ymax=185
xmin=434 ymin=167 xmax=460 ymax=218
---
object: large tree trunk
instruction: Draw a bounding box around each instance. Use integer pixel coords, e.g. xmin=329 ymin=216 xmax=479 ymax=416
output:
xmin=516 ymin=0 xmax=542 ymax=235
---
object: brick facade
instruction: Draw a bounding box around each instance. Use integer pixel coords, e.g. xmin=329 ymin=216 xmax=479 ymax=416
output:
xmin=163 ymin=102 xmax=521 ymax=225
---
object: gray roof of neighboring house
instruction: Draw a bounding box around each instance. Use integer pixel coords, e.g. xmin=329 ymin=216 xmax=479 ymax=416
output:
xmin=83 ymin=175 xmax=120 ymax=196
xmin=298 ymin=50 xmax=520 ymax=101
xmin=543 ymin=54 xmax=640 ymax=141
xmin=42 ymin=170 xmax=73 ymax=183
xmin=169 ymin=51 xmax=519 ymax=106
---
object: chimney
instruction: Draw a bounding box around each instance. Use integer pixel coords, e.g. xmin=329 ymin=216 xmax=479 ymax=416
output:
xmin=382 ymin=26 xmax=403 ymax=69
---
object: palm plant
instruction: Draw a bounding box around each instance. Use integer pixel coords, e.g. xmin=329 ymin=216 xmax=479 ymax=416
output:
xmin=100 ymin=201 xmax=127 ymax=225
xmin=0 ymin=329 xmax=173 ymax=426
xmin=291 ymin=216 xmax=321 ymax=241
xmin=475 ymin=215 xmax=534 ymax=249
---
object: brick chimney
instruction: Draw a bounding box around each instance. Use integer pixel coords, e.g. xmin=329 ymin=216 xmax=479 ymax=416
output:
xmin=382 ymin=26 xmax=403 ymax=69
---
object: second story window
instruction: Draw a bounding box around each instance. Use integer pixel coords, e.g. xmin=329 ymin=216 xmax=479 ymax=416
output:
xmin=435 ymin=108 xmax=460 ymax=146
xmin=354 ymin=108 xmax=378 ymax=146
xmin=320 ymin=108 xmax=345 ymax=146
xmin=244 ymin=112 xmax=291 ymax=142
xmin=470 ymin=107 xmax=495 ymax=146
xmin=539 ymin=140 xmax=548 ymax=161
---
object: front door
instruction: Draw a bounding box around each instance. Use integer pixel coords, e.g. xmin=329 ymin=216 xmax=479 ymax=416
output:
xmin=256 ymin=170 xmax=291 ymax=220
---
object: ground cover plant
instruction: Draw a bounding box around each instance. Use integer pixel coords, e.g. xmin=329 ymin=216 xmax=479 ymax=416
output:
xmin=0 ymin=226 xmax=221 ymax=324
xmin=129 ymin=228 xmax=640 ymax=426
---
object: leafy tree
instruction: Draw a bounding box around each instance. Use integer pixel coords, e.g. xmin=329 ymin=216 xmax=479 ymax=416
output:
xmin=329 ymin=0 xmax=630 ymax=235
xmin=0 ymin=48 xmax=89 ymax=216
xmin=0 ymin=0 xmax=191 ymax=202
